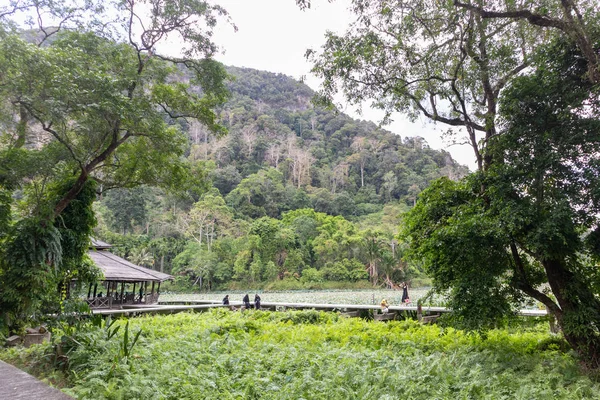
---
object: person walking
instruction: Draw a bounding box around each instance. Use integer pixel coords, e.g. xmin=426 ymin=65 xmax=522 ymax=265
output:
xmin=222 ymin=295 xmax=230 ymax=305
xmin=254 ymin=294 xmax=261 ymax=310
xmin=243 ymin=293 xmax=251 ymax=310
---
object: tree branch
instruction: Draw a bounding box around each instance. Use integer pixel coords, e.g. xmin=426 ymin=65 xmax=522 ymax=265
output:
xmin=0 ymin=1 xmax=31 ymax=19
xmin=451 ymin=25 xmax=483 ymax=169
xmin=454 ymin=1 xmax=569 ymax=30
xmin=17 ymin=101 xmax=83 ymax=168
xmin=453 ymin=0 xmax=600 ymax=83
xmin=493 ymin=62 xmax=530 ymax=97
xmin=510 ymin=241 xmax=562 ymax=316
xmin=409 ymin=93 xmax=486 ymax=131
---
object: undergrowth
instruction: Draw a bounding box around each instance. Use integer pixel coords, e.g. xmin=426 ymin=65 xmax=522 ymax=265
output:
xmin=1 ymin=309 xmax=598 ymax=399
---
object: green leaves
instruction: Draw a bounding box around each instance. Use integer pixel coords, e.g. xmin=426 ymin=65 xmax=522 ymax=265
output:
xmin=402 ymin=177 xmax=517 ymax=330
xmin=0 ymin=0 xmax=232 ymax=328
xmin=4 ymin=312 xmax=599 ymax=399
xmin=402 ymin=35 xmax=600 ymax=364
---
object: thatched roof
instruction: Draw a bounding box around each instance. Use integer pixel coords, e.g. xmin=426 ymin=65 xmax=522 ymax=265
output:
xmin=89 ymin=250 xmax=172 ymax=282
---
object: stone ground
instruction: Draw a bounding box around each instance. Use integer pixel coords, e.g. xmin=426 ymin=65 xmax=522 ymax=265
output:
xmin=0 ymin=360 xmax=73 ymax=400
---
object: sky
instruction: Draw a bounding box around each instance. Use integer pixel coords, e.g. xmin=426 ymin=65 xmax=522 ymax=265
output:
xmin=200 ymin=0 xmax=477 ymax=169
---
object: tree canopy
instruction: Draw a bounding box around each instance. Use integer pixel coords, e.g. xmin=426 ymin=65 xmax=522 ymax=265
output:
xmin=0 ymin=0 xmax=231 ymax=331
xmin=308 ymin=0 xmax=599 ymax=171
xmin=307 ymin=0 xmax=600 ymax=366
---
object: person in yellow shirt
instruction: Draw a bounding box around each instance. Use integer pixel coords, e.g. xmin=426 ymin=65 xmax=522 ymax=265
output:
xmin=380 ymin=299 xmax=389 ymax=314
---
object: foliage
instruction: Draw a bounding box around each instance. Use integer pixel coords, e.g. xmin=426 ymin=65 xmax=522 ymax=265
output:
xmin=102 ymin=188 xmax=150 ymax=235
xmin=0 ymin=179 xmax=100 ymax=331
xmin=2 ymin=311 xmax=599 ymax=399
xmin=211 ymin=66 xmax=468 ymax=214
xmin=307 ymin=0 xmax=599 ymax=170
xmin=92 ymin=57 xmax=468 ymax=292
xmin=0 ymin=0 xmax=232 ymax=331
xmin=402 ymin=38 xmax=600 ymax=364
xmin=161 ymin=204 xmax=423 ymax=290
xmin=310 ymin=0 xmax=600 ymax=367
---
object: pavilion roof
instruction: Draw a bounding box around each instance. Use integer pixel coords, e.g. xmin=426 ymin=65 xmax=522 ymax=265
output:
xmin=90 ymin=238 xmax=113 ymax=250
xmin=88 ymin=250 xmax=172 ymax=282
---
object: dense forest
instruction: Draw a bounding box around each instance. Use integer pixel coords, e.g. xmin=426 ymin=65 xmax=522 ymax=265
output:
xmin=95 ymin=66 xmax=468 ymax=290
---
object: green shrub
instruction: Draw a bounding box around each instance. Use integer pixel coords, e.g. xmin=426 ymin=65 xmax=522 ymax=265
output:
xmin=2 ymin=311 xmax=599 ymax=399
xmin=300 ymin=267 xmax=323 ymax=283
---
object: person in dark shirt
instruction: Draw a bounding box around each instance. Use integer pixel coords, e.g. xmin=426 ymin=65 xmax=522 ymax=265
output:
xmin=243 ymin=293 xmax=250 ymax=309
xmin=254 ymin=294 xmax=261 ymax=310
xmin=401 ymin=282 xmax=410 ymax=304
xmin=222 ymin=295 xmax=230 ymax=305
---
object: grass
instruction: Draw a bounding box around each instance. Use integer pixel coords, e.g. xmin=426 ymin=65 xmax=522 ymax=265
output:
xmin=1 ymin=309 xmax=598 ymax=399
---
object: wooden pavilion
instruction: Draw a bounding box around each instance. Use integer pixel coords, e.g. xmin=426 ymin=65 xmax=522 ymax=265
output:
xmin=84 ymin=239 xmax=172 ymax=309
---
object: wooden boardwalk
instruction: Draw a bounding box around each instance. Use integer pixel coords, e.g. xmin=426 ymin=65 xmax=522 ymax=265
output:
xmin=0 ymin=360 xmax=73 ymax=400
xmin=92 ymin=300 xmax=548 ymax=317
xmin=92 ymin=303 xmax=231 ymax=316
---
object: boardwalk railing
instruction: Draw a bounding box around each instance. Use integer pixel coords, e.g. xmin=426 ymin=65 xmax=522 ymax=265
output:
xmin=91 ymin=300 xmax=548 ymax=318
xmin=85 ymin=296 xmax=112 ymax=309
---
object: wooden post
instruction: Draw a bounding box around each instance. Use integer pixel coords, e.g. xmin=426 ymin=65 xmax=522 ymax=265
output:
xmin=87 ymin=284 xmax=92 ymax=299
xmin=120 ymin=282 xmax=125 ymax=305
xmin=151 ymin=281 xmax=155 ymax=295
xmin=132 ymin=282 xmax=137 ymax=303
xmin=417 ymin=303 xmax=423 ymax=321
xmin=93 ymin=283 xmax=98 ymax=298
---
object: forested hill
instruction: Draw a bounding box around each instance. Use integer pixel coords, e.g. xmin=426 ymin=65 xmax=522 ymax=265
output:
xmin=186 ymin=65 xmax=468 ymax=219
xmin=95 ymin=65 xmax=469 ymax=288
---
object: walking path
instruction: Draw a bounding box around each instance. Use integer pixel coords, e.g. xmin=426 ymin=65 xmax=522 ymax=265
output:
xmin=91 ymin=300 xmax=548 ymax=317
xmin=0 ymin=360 xmax=73 ymax=400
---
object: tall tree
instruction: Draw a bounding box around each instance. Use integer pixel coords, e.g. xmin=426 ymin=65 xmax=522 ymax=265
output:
xmin=403 ymin=39 xmax=600 ymax=366
xmin=0 ymin=0 xmax=231 ymax=330
xmin=308 ymin=0 xmax=600 ymax=366
xmin=452 ymin=0 xmax=600 ymax=83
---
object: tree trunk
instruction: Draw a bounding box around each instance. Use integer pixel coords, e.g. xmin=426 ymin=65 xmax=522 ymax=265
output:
xmin=360 ymin=163 xmax=364 ymax=187
xmin=204 ymin=129 xmax=209 ymax=160
xmin=53 ymin=170 xmax=89 ymax=217
xmin=544 ymin=258 xmax=600 ymax=367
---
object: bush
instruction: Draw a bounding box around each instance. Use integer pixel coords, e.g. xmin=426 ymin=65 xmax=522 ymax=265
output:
xmin=300 ymin=267 xmax=323 ymax=283
xmin=2 ymin=312 xmax=599 ymax=399
xmin=160 ymin=276 xmax=198 ymax=293
xmin=321 ymin=263 xmax=350 ymax=281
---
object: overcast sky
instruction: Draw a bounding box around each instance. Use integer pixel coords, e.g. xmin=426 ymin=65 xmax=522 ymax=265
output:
xmin=203 ymin=0 xmax=476 ymax=169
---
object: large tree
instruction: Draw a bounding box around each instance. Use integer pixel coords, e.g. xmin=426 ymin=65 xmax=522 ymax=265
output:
xmin=404 ymin=40 xmax=600 ymax=364
xmin=0 ymin=0 xmax=231 ymax=330
xmin=307 ymin=0 xmax=600 ymax=366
